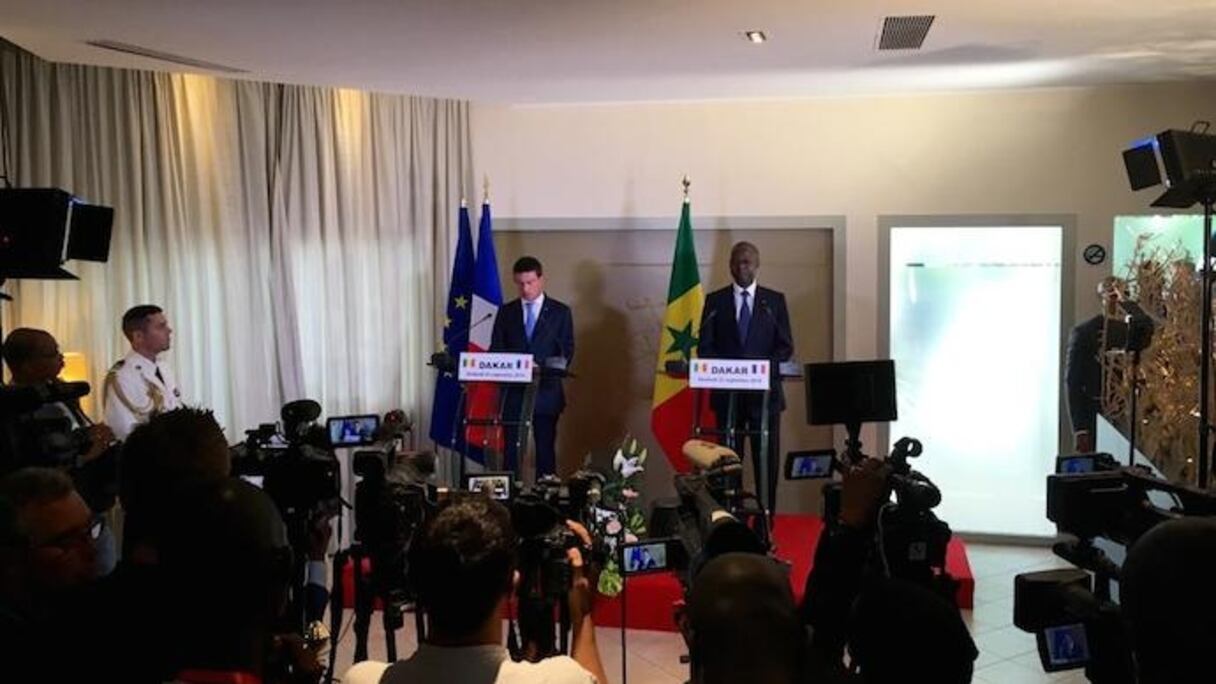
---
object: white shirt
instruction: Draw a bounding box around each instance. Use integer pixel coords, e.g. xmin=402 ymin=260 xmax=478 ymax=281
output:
xmin=732 ymin=281 xmax=757 ymax=321
xmin=522 ymin=293 xmax=546 ymax=329
xmin=103 ymin=349 xmax=183 ymax=440
xmin=343 ymin=644 xmax=596 ymax=684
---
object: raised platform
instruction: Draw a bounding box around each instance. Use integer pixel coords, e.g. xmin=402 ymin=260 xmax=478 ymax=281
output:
xmin=341 ymin=513 xmax=974 ymax=633
xmin=591 ymin=513 xmax=974 ymax=632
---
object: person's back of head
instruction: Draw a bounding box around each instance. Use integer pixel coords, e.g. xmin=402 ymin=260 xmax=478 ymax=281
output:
xmin=409 ymin=496 xmax=517 ymax=639
xmin=119 ymin=407 xmax=230 ymax=553
xmin=847 ymin=578 xmax=976 ymax=684
xmin=1121 ymin=516 xmax=1216 ymax=683
xmin=155 ymin=477 xmax=292 ymax=675
xmin=686 ymin=552 xmax=805 ymax=684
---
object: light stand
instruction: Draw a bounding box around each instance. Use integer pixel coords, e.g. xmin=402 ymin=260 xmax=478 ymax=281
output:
xmin=1198 ymin=191 xmax=1215 ymax=487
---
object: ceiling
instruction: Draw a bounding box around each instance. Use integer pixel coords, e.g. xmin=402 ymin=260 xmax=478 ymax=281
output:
xmin=2 ymin=0 xmax=1215 ymax=103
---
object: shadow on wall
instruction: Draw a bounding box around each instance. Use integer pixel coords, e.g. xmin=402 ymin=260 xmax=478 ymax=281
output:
xmin=559 ymin=259 xmax=635 ymax=472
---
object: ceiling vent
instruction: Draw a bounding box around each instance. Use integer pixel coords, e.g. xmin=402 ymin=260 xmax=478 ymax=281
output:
xmin=85 ymin=40 xmax=247 ymax=73
xmin=876 ymin=15 xmax=935 ymax=51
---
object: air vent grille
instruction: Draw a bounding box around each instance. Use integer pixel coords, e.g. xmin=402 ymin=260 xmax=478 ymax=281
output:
xmin=86 ymin=40 xmax=247 ymax=73
xmin=877 ymin=15 xmax=935 ymax=51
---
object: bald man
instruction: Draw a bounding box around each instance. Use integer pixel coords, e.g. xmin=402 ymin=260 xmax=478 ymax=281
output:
xmin=1064 ymin=277 xmax=1127 ymax=453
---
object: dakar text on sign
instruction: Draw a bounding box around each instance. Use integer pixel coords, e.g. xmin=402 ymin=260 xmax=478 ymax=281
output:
xmin=688 ymin=358 xmax=771 ymax=391
xmin=457 ymin=352 xmax=535 ymax=384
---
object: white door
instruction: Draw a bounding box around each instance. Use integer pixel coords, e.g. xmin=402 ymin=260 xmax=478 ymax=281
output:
xmin=889 ymin=225 xmax=1062 ymax=537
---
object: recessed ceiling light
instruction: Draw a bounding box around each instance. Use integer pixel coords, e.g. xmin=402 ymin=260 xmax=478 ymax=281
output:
xmin=744 ymin=30 xmax=767 ymax=44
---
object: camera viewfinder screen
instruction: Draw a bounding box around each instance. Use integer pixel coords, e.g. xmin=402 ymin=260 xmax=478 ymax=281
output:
xmin=622 ymin=542 xmax=668 ymax=575
xmin=1044 ymin=623 xmax=1090 ymax=668
xmin=467 ymin=474 xmax=512 ymax=501
xmin=790 ymin=453 xmax=834 ymax=479
xmin=327 ymin=415 xmax=380 ymax=447
xmin=1057 ymin=456 xmax=1096 ymax=474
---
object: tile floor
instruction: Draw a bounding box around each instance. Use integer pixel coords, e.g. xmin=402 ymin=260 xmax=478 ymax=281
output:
xmin=333 ymin=543 xmax=1091 ymax=683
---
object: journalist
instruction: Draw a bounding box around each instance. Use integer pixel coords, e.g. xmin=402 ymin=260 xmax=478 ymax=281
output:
xmin=685 ymin=552 xmax=807 ymax=684
xmin=154 ymin=478 xmax=310 ymax=684
xmin=0 ymin=467 xmax=104 ymax=678
xmin=343 ymin=496 xmax=608 ymax=684
xmin=1121 ymin=516 xmax=1216 ymax=683
xmin=801 ymin=457 xmax=976 ymax=683
xmin=2 ymin=328 xmax=120 ymax=571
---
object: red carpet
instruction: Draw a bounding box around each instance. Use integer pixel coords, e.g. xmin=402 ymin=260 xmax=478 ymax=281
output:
xmin=341 ymin=513 xmax=974 ymax=633
xmin=592 ymin=513 xmax=974 ymax=631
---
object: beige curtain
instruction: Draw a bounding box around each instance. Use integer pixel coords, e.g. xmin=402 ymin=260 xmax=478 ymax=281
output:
xmin=0 ymin=40 xmax=472 ymax=439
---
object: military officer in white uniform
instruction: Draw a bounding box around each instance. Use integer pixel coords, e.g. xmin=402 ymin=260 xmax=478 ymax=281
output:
xmin=104 ymin=305 xmax=183 ymax=440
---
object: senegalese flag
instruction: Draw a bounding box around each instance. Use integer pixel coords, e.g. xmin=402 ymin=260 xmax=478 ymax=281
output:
xmin=650 ymin=199 xmax=710 ymax=472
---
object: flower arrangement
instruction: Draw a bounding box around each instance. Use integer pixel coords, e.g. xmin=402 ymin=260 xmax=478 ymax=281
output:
xmin=591 ymin=436 xmax=649 ymax=597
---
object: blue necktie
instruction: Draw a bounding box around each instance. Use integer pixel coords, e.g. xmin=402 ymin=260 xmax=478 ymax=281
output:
xmin=738 ymin=290 xmax=752 ymax=342
xmin=525 ymin=301 xmax=537 ymax=341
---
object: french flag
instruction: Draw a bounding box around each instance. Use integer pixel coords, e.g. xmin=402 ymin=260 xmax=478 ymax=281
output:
xmin=465 ymin=202 xmax=503 ymax=459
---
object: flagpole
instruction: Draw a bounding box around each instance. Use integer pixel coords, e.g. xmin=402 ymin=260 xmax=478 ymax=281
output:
xmin=682 ymin=175 xmax=690 ymax=203
xmin=483 ymin=175 xmax=490 ymax=204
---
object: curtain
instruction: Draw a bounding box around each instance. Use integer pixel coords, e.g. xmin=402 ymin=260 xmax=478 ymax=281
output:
xmin=0 ymin=40 xmax=472 ymax=441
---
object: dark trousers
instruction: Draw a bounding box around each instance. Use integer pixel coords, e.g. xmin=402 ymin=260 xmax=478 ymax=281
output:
xmin=714 ymin=402 xmax=781 ymax=513
xmin=504 ymin=413 xmax=559 ymax=479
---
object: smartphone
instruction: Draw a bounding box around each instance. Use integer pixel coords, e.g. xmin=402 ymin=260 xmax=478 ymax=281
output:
xmin=785 ymin=449 xmax=836 ymax=480
xmin=466 ymin=472 xmax=514 ymax=501
xmin=1037 ymin=622 xmax=1090 ymax=671
xmin=619 ymin=537 xmax=683 ymax=576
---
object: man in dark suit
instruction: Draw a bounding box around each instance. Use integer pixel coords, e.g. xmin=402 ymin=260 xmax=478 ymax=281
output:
xmin=699 ymin=241 xmax=794 ymax=513
xmin=490 ymin=256 xmax=575 ymax=477
xmin=1065 ymin=276 xmax=1125 ymax=453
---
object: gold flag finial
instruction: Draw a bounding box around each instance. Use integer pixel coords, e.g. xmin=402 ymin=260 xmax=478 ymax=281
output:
xmin=483 ymin=175 xmax=490 ymax=204
xmin=682 ymin=175 xmax=691 ymax=203
xmin=460 ymin=197 xmax=467 ymax=208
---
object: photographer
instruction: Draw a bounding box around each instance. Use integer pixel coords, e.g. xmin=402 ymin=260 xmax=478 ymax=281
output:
xmin=801 ymin=457 xmax=976 ymax=683
xmin=344 ymin=496 xmax=608 ymax=684
xmin=2 ymin=328 xmax=119 ymax=572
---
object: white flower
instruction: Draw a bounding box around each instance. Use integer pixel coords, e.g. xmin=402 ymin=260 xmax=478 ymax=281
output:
xmin=612 ymin=448 xmax=627 ymax=473
xmin=619 ymin=457 xmax=644 ymax=479
xmin=622 ymin=488 xmax=640 ymax=500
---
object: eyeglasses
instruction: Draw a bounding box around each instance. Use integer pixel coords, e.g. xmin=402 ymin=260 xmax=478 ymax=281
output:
xmin=33 ymin=516 xmax=105 ymax=552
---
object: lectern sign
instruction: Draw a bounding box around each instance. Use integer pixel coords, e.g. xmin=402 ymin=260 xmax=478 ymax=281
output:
xmin=458 ymin=352 xmax=534 ymax=383
xmin=689 ymin=359 xmax=770 ymax=391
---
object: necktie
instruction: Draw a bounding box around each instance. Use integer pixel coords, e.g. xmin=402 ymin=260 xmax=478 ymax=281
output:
xmin=525 ymin=301 xmax=537 ymax=341
xmin=155 ymin=366 xmax=165 ymax=384
xmin=738 ymin=290 xmax=752 ymax=342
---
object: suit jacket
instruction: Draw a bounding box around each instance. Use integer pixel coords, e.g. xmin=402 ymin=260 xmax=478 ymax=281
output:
xmin=490 ymin=296 xmax=575 ymax=416
xmin=1065 ymin=314 xmax=1125 ymax=435
xmin=698 ymin=284 xmax=794 ymax=411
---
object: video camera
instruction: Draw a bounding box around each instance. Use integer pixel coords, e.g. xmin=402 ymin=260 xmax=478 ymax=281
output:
xmin=0 ymin=380 xmax=119 ymax=512
xmin=644 ymin=439 xmax=770 ymax=588
xmin=231 ymin=399 xmax=342 ymax=526
xmin=804 ymin=360 xmax=957 ymax=602
xmin=1014 ymin=455 xmax=1216 ymax=682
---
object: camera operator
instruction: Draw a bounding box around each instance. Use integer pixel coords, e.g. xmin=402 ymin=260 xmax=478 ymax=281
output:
xmin=0 ymin=467 xmax=104 ymax=679
xmin=2 ymin=327 xmax=119 ymax=571
xmin=1120 ymin=516 xmax=1216 ymax=683
xmin=343 ymin=496 xmax=608 ymax=684
xmin=801 ymin=457 xmax=976 ymax=683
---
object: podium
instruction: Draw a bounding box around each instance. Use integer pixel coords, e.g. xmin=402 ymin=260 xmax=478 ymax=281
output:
xmin=432 ymin=351 xmax=571 ymax=485
xmin=666 ymin=358 xmax=800 ymax=515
